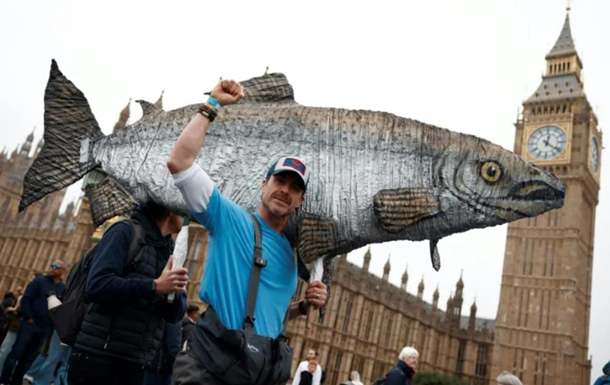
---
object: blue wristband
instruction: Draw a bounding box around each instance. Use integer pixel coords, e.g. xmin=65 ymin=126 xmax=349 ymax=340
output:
xmin=207 ymin=96 xmax=221 ymax=108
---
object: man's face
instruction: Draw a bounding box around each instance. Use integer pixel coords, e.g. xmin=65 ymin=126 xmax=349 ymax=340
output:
xmin=306 ymin=349 xmax=316 ymax=360
xmin=16 ymin=286 xmax=23 ymax=296
xmin=403 ymin=356 xmax=418 ymax=370
xmin=168 ymin=213 xmax=184 ymax=235
xmin=261 ymin=172 xmax=305 ymax=218
xmin=49 ymin=260 xmax=66 ymax=278
xmin=189 ymin=311 xmax=200 ymax=320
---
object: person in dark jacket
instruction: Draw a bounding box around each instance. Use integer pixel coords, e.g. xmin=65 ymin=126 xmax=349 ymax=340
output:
xmin=297 ymin=360 xmax=318 ymax=385
xmin=0 ymin=263 xmax=66 ymax=385
xmin=67 ymin=202 xmax=188 ymax=385
xmin=180 ymin=305 xmax=199 ymax=348
xmin=385 ymin=346 xmax=418 ymax=385
xmin=593 ymin=360 xmax=610 ymax=385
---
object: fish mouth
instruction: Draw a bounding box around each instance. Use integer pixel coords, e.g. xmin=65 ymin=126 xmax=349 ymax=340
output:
xmin=508 ymin=181 xmax=565 ymax=203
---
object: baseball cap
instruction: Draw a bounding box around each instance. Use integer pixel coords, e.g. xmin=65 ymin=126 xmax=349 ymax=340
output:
xmin=267 ymin=156 xmax=310 ymax=191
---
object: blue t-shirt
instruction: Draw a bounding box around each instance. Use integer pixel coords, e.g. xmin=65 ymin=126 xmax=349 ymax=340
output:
xmin=193 ymin=188 xmax=297 ymax=338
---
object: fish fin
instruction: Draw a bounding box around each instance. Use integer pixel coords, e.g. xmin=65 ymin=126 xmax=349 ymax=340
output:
xmin=85 ymin=174 xmax=137 ymax=227
xmin=239 ymin=73 xmax=296 ymax=104
xmin=19 ymin=60 xmax=104 ymax=212
xmin=430 ymin=239 xmax=441 ymax=271
xmin=373 ymin=188 xmax=441 ymax=233
xmin=297 ymin=212 xmax=343 ymax=264
xmin=136 ymin=99 xmax=162 ymax=117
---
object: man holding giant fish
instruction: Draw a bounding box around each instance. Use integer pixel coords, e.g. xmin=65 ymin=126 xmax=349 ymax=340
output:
xmin=167 ymin=80 xmax=328 ymax=385
xmin=18 ymin=61 xmax=566 ymax=384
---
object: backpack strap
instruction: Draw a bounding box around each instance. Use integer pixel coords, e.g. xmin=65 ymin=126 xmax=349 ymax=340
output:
xmin=125 ymin=219 xmax=147 ymax=270
xmin=244 ymin=214 xmax=266 ymax=336
xmin=96 ymin=219 xmax=146 ymax=273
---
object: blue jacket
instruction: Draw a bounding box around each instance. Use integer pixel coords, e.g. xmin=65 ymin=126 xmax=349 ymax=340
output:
xmin=385 ymin=360 xmax=414 ymax=385
xmin=594 ymin=376 xmax=610 ymax=385
xmin=21 ymin=275 xmax=65 ymax=328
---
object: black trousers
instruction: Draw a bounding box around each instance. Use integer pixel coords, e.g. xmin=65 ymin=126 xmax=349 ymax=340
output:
xmin=0 ymin=322 xmax=50 ymax=385
xmin=67 ymin=351 xmax=144 ymax=385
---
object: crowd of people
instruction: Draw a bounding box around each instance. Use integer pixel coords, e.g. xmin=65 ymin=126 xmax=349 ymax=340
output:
xmin=0 ymin=78 xmax=606 ymax=385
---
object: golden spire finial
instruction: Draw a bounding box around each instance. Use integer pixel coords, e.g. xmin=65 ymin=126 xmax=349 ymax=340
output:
xmin=566 ymin=0 xmax=571 ymax=13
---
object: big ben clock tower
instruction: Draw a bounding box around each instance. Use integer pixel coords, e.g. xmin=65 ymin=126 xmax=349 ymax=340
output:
xmin=491 ymin=8 xmax=602 ymax=385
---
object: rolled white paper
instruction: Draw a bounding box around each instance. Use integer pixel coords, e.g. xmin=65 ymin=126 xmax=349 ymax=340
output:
xmin=310 ymin=258 xmax=323 ymax=283
xmin=168 ymin=224 xmax=189 ymax=302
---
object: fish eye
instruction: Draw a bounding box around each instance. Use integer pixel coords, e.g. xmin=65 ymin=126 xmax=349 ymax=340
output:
xmin=480 ymin=161 xmax=502 ymax=183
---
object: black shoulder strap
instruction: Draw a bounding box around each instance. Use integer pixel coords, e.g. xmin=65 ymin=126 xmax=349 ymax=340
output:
xmin=100 ymin=219 xmax=146 ymax=273
xmin=244 ymin=214 xmax=266 ymax=335
xmin=126 ymin=219 xmax=146 ymax=267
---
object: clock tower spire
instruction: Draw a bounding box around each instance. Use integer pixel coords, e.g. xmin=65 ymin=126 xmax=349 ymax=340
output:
xmin=492 ymin=7 xmax=601 ymax=385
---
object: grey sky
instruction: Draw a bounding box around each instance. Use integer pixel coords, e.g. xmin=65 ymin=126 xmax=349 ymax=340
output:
xmin=1 ymin=0 xmax=608 ymax=378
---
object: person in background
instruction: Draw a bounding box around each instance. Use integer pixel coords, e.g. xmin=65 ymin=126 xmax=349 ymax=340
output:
xmin=180 ymin=305 xmax=199 ymax=348
xmin=496 ymin=371 xmax=523 ymax=385
xmin=593 ymin=361 xmax=610 ymax=385
xmin=0 ymin=286 xmax=24 ymax=372
xmin=340 ymin=371 xmax=363 ymax=385
xmin=0 ymin=261 xmax=65 ymax=385
xmin=292 ymin=349 xmax=322 ymax=385
xmin=0 ymin=292 xmax=15 ymax=342
xmin=385 ymin=346 xmax=418 ymax=385
xmin=296 ymin=360 xmax=318 ymax=385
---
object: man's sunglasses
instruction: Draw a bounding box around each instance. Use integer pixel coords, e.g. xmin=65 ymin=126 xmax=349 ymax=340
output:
xmin=50 ymin=263 xmax=63 ymax=269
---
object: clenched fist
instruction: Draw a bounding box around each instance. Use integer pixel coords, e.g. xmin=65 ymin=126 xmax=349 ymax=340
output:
xmin=210 ymin=79 xmax=245 ymax=107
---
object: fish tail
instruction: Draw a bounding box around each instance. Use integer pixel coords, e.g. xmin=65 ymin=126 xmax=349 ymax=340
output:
xmin=19 ymin=60 xmax=104 ymax=212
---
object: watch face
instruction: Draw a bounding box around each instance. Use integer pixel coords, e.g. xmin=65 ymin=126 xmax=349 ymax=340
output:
xmin=590 ymin=136 xmax=599 ymax=173
xmin=527 ymin=126 xmax=567 ymax=160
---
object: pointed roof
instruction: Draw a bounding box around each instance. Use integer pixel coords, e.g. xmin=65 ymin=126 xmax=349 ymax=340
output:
xmin=383 ymin=255 xmax=391 ymax=273
xmin=26 ymin=127 xmax=35 ymax=142
xmin=457 ymin=270 xmax=464 ymax=289
xmin=154 ymin=90 xmax=164 ymax=110
xmin=418 ymin=276 xmax=425 ymax=292
xmin=433 ymin=284 xmax=440 ymax=300
xmin=401 ymin=264 xmax=409 ymax=282
xmin=546 ymin=11 xmax=576 ymax=59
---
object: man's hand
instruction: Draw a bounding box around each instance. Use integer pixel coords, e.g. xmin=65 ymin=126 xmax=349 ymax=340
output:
xmin=210 ymin=80 xmax=245 ymax=107
xmin=305 ymin=281 xmax=328 ymax=310
xmin=26 ymin=319 xmax=33 ymax=324
xmin=154 ymin=256 xmax=189 ymax=295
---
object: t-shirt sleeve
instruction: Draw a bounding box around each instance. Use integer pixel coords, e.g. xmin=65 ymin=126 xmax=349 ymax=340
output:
xmin=172 ymin=163 xmax=240 ymax=236
xmin=172 ymin=163 xmax=215 ymax=213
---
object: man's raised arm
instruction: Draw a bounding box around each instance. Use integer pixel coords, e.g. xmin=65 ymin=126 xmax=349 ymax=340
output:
xmin=167 ymin=80 xmax=244 ymax=174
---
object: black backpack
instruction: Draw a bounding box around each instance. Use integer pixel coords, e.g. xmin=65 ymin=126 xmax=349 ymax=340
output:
xmin=49 ymin=219 xmax=146 ymax=346
xmin=371 ymin=378 xmax=386 ymax=385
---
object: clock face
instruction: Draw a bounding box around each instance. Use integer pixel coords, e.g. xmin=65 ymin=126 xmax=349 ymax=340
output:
xmin=590 ymin=136 xmax=599 ymax=173
xmin=527 ymin=126 xmax=567 ymax=160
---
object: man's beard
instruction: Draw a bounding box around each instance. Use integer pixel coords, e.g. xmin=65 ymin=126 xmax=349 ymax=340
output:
xmin=263 ymin=195 xmax=292 ymax=219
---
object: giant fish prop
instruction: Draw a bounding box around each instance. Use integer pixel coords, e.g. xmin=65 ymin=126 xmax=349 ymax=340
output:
xmin=20 ymin=60 xmax=565 ymax=281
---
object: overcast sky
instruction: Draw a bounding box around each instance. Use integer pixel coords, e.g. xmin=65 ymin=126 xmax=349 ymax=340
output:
xmin=1 ymin=0 xmax=608 ymax=378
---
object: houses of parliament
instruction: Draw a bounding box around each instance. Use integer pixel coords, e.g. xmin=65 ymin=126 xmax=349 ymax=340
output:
xmin=0 ymin=10 xmax=600 ymax=385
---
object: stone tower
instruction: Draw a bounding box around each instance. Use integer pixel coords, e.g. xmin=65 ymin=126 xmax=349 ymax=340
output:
xmin=492 ymin=8 xmax=601 ymax=385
